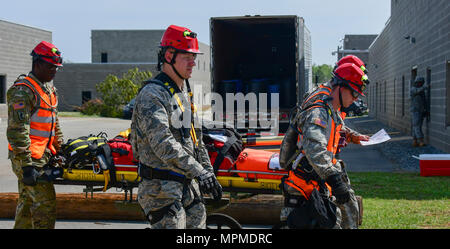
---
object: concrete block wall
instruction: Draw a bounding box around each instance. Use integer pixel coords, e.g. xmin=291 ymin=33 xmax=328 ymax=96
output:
xmin=53 ymin=63 xmax=158 ymax=111
xmin=0 ymin=19 xmax=52 ymax=117
xmin=368 ymin=0 xmax=450 ymax=152
xmin=91 ymin=30 xmax=165 ymax=63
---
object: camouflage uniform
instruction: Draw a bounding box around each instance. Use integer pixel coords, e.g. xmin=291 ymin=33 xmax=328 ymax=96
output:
xmin=410 ymin=82 xmax=428 ymax=141
xmin=280 ymin=82 xmax=361 ymax=229
xmin=130 ymin=72 xmax=213 ymax=229
xmin=6 ymin=73 xmax=63 ymax=229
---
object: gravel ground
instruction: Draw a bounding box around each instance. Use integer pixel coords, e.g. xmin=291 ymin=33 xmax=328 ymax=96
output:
xmin=344 ymin=115 xmax=446 ymax=172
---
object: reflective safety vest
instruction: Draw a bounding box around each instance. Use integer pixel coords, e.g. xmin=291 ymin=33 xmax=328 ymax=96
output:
xmin=297 ymin=84 xmax=343 ymax=165
xmin=284 ymin=84 xmax=343 ymax=198
xmin=8 ymin=76 xmax=58 ymax=159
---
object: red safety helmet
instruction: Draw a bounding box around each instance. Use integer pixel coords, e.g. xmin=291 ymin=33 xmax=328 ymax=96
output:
xmin=336 ymin=55 xmax=367 ymax=74
xmin=332 ymin=63 xmax=369 ymax=97
xmin=30 ymin=41 xmax=63 ymax=67
xmin=160 ymin=25 xmax=202 ymax=54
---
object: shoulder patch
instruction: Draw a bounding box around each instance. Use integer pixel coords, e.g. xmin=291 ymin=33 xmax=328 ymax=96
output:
xmin=313 ymin=117 xmax=327 ymax=129
xmin=12 ymin=102 xmax=25 ymax=110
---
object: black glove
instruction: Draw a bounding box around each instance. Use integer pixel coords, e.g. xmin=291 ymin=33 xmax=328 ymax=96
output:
xmin=43 ymin=167 xmax=64 ymax=182
xmin=22 ymin=166 xmax=40 ymax=186
xmin=326 ymin=173 xmax=351 ymax=204
xmin=196 ymin=170 xmax=223 ymax=201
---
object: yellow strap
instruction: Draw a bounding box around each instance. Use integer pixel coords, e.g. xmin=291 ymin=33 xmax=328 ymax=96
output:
xmin=165 ymin=82 xmax=198 ymax=147
xmin=102 ymin=169 xmax=110 ymax=192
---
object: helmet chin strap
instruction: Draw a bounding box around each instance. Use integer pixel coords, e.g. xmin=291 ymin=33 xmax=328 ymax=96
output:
xmin=338 ymin=86 xmax=344 ymax=110
xmin=168 ymin=51 xmax=194 ymax=108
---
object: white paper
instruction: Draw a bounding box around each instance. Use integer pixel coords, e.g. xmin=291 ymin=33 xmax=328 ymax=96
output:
xmin=208 ymin=134 xmax=228 ymax=143
xmin=360 ymin=129 xmax=391 ymax=146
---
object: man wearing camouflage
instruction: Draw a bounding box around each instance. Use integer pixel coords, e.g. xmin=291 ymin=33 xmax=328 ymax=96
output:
xmin=410 ymin=76 xmax=429 ymax=147
xmin=7 ymin=41 xmax=64 ymax=229
xmin=130 ymin=25 xmax=222 ymax=229
xmin=279 ymin=63 xmax=370 ymax=229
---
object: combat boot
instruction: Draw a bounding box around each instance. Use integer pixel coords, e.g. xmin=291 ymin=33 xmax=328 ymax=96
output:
xmin=418 ymin=138 xmax=425 ymax=147
xmin=412 ymin=139 xmax=418 ymax=147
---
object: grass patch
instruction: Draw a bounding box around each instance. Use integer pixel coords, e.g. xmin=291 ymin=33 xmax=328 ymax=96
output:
xmin=348 ymin=172 xmax=450 ymax=229
xmin=58 ymin=112 xmax=100 ymax=118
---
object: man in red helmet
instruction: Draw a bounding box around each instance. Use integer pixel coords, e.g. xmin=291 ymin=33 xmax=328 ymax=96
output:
xmin=130 ymin=25 xmax=222 ymax=229
xmin=279 ymin=63 xmax=370 ymax=229
xmin=6 ymin=41 xmax=64 ymax=229
xmin=334 ymin=55 xmax=369 ymax=155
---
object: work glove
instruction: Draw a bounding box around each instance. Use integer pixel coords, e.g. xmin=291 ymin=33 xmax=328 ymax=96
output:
xmin=22 ymin=166 xmax=40 ymax=186
xmin=326 ymin=173 xmax=351 ymax=205
xmin=196 ymin=170 xmax=223 ymax=201
xmin=43 ymin=167 xmax=64 ymax=182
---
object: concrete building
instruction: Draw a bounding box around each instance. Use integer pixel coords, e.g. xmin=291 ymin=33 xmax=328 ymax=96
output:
xmin=54 ymin=29 xmax=211 ymax=111
xmin=337 ymin=34 xmax=378 ymax=64
xmin=0 ymin=19 xmax=52 ymax=117
xmin=91 ymin=30 xmax=165 ymax=63
xmin=368 ymin=0 xmax=450 ymax=153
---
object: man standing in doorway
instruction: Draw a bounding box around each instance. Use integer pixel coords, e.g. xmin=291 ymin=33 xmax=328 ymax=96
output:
xmin=410 ymin=76 xmax=429 ymax=147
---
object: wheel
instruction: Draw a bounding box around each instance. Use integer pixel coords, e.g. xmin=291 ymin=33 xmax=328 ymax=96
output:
xmin=206 ymin=213 xmax=242 ymax=229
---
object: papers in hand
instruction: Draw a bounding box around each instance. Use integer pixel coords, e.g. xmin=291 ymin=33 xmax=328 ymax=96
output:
xmin=360 ymin=129 xmax=391 ymax=146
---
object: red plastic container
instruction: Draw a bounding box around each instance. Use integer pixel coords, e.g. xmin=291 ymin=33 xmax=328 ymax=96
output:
xmin=419 ymin=154 xmax=450 ymax=177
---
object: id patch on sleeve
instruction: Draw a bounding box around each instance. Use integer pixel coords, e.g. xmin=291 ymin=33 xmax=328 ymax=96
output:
xmin=12 ymin=102 xmax=25 ymax=110
xmin=313 ymin=118 xmax=327 ymax=129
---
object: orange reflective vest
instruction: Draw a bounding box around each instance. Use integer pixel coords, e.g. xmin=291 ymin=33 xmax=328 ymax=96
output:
xmin=284 ymin=84 xmax=344 ymax=199
xmin=8 ymin=76 xmax=58 ymax=159
xmin=298 ymin=84 xmax=343 ymax=164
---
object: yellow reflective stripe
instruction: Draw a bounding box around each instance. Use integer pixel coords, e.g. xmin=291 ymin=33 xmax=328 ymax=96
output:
xmin=73 ymin=145 xmax=88 ymax=151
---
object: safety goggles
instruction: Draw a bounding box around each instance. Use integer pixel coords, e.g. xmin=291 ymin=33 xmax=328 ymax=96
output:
xmin=40 ymin=55 xmax=63 ymax=65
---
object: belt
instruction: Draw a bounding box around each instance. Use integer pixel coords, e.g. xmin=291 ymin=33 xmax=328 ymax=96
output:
xmin=138 ymin=163 xmax=189 ymax=184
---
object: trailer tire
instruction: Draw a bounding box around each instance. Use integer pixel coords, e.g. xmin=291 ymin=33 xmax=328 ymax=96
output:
xmin=206 ymin=213 xmax=242 ymax=229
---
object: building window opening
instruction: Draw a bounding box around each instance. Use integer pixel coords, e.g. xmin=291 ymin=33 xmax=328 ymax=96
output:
xmin=82 ymin=91 xmax=92 ymax=104
xmin=393 ymin=79 xmax=396 ymax=117
xmin=384 ymin=81 xmax=387 ymax=113
xmin=446 ymin=62 xmax=450 ymax=126
xmin=426 ymin=68 xmax=431 ymax=122
xmin=101 ymin=53 xmax=108 ymax=63
xmin=402 ymin=75 xmax=405 ymax=117
xmin=0 ymin=75 xmax=6 ymax=104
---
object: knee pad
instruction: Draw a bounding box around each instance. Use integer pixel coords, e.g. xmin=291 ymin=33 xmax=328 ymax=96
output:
xmin=148 ymin=201 xmax=182 ymax=225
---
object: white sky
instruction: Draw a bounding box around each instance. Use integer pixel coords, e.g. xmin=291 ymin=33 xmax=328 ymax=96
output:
xmin=1 ymin=0 xmax=390 ymax=65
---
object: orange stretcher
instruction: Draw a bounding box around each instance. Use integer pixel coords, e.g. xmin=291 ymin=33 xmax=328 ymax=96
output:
xmin=55 ymin=130 xmax=287 ymax=196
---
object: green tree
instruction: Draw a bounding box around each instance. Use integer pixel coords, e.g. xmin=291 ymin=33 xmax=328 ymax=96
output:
xmin=312 ymin=64 xmax=333 ymax=85
xmin=94 ymin=67 xmax=152 ymax=117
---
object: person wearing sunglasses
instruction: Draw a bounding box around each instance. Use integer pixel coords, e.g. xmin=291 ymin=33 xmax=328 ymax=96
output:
xmin=6 ymin=41 xmax=64 ymax=229
xmin=279 ymin=62 xmax=370 ymax=229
